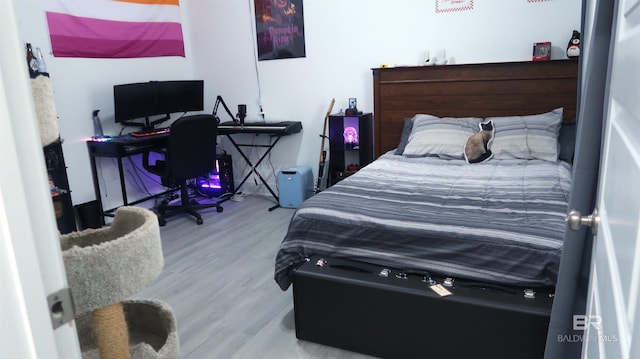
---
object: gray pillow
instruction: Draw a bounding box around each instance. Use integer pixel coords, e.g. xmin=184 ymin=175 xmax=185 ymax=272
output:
xmin=487 ymin=108 xmax=563 ymax=162
xmin=395 ymin=117 xmax=413 ymax=155
xmin=403 ymin=114 xmax=482 ymax=158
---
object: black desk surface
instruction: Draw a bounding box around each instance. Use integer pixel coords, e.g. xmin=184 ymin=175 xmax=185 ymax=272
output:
xmin=87 ymin=120 xmax=302 ymax=157
xmin=87 ymin=134 xmax=167 ymax=157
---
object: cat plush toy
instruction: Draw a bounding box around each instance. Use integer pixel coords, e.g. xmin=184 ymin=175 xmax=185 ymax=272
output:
xmin=567 ymin=30 xmax=581 ymax=58
xmin=464 ymin=120 xmax=495 ymax=164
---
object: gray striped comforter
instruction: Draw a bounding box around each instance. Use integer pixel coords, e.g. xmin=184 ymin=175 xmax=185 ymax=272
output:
xmin=274 ymin=153 xmax=572 ymax=291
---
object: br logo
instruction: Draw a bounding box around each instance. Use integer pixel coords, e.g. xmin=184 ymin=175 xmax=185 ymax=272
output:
xmin=573 ymin=315 xmax=602 ymax=331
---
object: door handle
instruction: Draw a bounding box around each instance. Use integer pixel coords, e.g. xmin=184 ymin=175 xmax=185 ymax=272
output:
xmin=566 ymin=207 xmax=600 ymax=235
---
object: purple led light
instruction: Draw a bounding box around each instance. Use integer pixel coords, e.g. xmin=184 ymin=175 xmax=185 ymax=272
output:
xmin=200 ymin=183 xmax=222 ymax=189
xmin=90 ymin=136 xmax=111 ymax=142
xmin=198 ymin=173 xmax=221 ymax=189
xmin=343 ymin=126 xmax=358 ymax=144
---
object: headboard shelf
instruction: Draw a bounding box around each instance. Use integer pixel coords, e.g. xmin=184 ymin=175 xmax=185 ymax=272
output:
xmin=372 ymin=60 xmax=579 ymax=157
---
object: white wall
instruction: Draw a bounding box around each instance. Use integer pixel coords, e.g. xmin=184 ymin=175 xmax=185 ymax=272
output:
xmin=14 ymin=0 xmax=581 ymax=209
xmin=188 ymin=0 xmax=581 ymax=197
xmin=14 ymin=1 xmax=196 ymax=210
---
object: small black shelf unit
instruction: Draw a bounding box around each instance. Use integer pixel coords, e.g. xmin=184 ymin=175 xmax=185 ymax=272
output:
xmin=328 ymin=112 xmax=373 ymax=186
xmin=44 ymin=140 xmax=76 ymax=234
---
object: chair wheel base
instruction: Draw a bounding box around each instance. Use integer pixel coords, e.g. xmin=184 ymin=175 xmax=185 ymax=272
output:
xmin=154 ymin=196 xmax=223 ymax=226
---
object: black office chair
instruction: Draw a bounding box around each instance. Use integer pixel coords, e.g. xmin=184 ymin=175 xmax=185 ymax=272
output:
xmin=143 ymin=114 xmax=223 ymax=226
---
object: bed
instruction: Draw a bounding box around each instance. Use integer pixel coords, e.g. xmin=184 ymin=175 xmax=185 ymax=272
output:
xmin=274 ymin=60 xmax=579 ymax=358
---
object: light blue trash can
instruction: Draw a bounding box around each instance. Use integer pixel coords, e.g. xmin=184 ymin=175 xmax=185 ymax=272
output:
xmin=278 ymin=166 xmax=314 ymax=208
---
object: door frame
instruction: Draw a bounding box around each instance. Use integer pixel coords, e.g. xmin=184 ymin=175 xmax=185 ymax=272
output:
xmin=544 ymin=0 xmax=615 ymax=357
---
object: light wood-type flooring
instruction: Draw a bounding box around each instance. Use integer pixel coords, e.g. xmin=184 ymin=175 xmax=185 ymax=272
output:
xmin=136 ymin=195 xmax=377 ymax=359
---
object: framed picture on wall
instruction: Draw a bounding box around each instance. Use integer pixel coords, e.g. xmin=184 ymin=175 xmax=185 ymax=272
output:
xmin=255 ymin=0 xmax=306 ymax=61
xmin=436 ymin=0 xmax=474 ymax=13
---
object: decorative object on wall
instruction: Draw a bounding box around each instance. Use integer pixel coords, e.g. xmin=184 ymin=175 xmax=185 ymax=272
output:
xmin=436 ymin=0 xmax=474 ymax=13
xmin=254 ymin=0 xmax=306 ymax=60
xmin=45 ymin=0 xmax=185 ymax=58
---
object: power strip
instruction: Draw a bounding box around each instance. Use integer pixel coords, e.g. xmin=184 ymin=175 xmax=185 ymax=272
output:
xmin=230 ymin=192 xmax=245 ymax=202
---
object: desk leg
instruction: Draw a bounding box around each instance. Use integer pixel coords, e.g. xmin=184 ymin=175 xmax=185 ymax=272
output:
xmin=88 ymin=151 xmax=105 ymax=219
xmin=117 ymin=157 xmax=128 ymax=206
xmin=87 ymin=142 xmax=172 ymax=217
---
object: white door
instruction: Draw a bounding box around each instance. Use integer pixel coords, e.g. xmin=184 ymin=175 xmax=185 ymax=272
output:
xmin=0 ymin=1 xmax=81 ymax=358
xmin=581 ymin=0 xmax=640 ymax=358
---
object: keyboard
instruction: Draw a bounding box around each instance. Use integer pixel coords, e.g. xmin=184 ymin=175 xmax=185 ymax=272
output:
xmin=130 ymin=127 xmax=170 ymax=137
xmin=218 ymin=121 xmax=302 ymax=135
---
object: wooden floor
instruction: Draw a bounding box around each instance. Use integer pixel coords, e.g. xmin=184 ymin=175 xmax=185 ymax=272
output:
xmin=136 ymin=195 xmax=377 ymax=359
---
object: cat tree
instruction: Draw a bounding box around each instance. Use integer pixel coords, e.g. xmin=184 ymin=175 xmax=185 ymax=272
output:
xmin=60 ymin=206 xmax=179 ymax=358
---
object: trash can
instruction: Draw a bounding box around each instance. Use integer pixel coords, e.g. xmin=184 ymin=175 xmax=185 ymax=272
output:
xmin=278 ymin=166 xmax=314 ymax=208
xmin=75 ymin=200 xmax=104 ymax=230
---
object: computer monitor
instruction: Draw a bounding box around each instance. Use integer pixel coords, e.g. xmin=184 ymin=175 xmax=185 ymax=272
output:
xmin=113 ymin=80 xmax=204 ymax=130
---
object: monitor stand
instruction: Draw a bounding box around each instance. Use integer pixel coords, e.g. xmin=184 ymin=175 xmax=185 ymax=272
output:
xmin=121 ymin=114 xmax=170 ymax=131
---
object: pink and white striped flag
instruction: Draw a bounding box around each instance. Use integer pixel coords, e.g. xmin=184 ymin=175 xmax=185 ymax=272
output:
xmin=45 ymin=0 xmax=185 ymax=58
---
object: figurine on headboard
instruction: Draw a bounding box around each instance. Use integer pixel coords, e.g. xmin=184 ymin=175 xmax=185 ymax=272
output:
xmin=566 ymin=30 xmax=580 ymax=59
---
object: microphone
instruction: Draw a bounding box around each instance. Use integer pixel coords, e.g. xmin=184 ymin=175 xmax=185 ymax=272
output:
xmin=236 ymin=104 xmax=247 ymax=127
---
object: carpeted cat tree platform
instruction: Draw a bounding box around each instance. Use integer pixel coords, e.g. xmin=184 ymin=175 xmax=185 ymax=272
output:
xmin=60 ymin=206 xmax=179 ymax=359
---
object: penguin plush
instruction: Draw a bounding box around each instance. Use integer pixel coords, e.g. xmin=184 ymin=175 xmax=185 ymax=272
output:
xmin=566 ymin=30 xmax=580 ymax=58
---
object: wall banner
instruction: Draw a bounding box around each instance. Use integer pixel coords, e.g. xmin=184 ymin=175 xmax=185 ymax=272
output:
xmin=45 ymin=0 xmax=185 ymax=58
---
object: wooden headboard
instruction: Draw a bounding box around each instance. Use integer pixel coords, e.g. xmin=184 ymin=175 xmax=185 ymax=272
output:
xmin=372 ymin=60 xmax=579 ymax=157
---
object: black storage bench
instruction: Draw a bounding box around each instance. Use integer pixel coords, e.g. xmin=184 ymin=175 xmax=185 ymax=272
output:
xmin=293 ymin=256 xmax=554 ymax=359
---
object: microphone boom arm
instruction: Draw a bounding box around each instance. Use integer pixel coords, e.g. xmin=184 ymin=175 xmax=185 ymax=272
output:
xmin=212 ymin=95 xmax=237 ymax=124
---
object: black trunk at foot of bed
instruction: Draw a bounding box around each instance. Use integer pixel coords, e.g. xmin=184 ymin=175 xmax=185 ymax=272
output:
xmin=293 ymin=256 xmax=553 ymax=359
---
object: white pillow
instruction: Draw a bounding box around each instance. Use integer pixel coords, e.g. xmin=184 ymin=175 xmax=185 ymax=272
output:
xmin=402 ymin=114 xmax=482 ymax=158
xmin=487 ymin=108 xmax=563 ymax=162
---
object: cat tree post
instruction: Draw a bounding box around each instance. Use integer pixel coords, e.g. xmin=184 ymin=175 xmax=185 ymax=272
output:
xmin=92 ymin=302 xmax=131 ymax=359
xmin=60 ymin=206 xmax=179 ymax=358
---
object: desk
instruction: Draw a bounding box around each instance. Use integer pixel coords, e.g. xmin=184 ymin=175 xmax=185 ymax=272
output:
xmin=87 ymin=121 xmax=302 ymax=217
xmin=218 ymin=121 xmax=302 ymax=211
xmin=87 ymin=133 xmax=170 ymax=218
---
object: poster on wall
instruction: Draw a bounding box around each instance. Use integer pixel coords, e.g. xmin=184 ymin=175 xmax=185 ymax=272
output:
xmin=45 ymin=0 xmax=185 ymax=58
xmin=436 ymin=0 xmax=474 ymax=13
xmin=255 ymin=0 xmax=306 ymax=61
